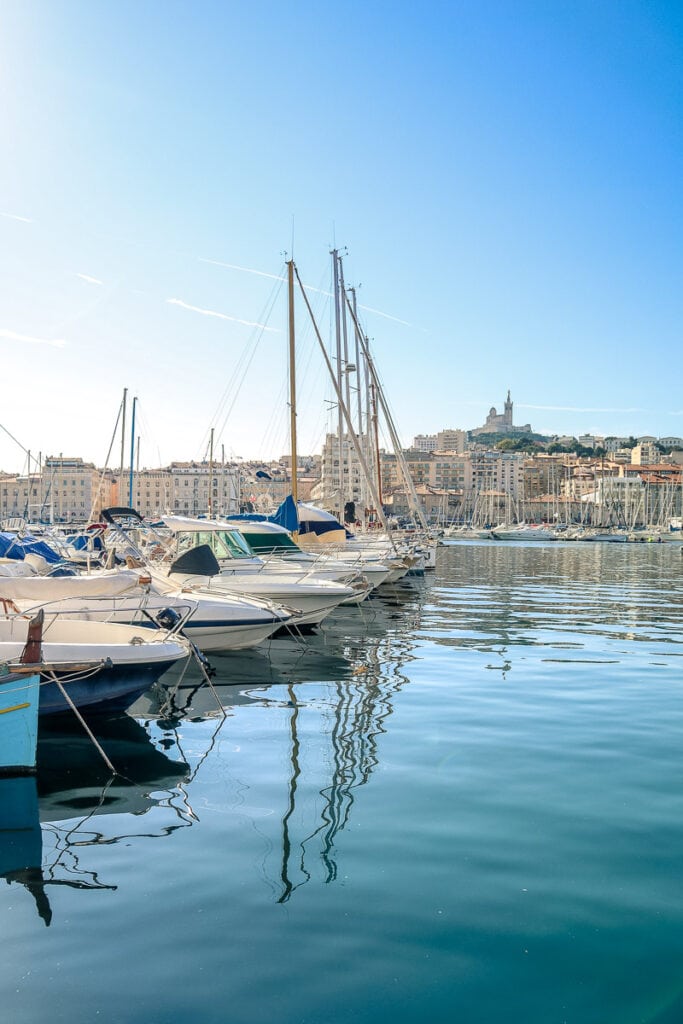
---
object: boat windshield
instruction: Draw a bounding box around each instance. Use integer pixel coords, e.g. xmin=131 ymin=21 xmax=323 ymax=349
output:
xmin=175 ymin=529 xmax=254 ymax=560
xmin=243 ymin=531 xmax=299 ymax=553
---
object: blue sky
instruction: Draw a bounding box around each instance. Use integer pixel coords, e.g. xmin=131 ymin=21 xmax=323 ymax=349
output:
xmin=1 ymin=1 xmax=681 ymax=472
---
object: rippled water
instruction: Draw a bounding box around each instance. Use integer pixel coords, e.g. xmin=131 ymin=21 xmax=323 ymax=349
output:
xmin=2 ymin=541 xmax=683 ymax=1024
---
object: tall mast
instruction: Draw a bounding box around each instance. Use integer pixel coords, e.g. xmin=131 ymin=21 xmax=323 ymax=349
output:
xmin=349 ymin=287 xmax=363 ymax=437
xmin=294 ymin=263 xmax=394 ymax=544
xmin=208 ymin=427 xmax=215 ymax=517
xmin=128 ymin=396 xmax=137 ymax=508
xmin=119 ymin=387 xmax=127 ymax=506
xmin=343 ymin=293 xmax=430 ymax=532
xmin=287 ymin=259 xmax=298 ymax=506
xmin=371 ymin=381 xmax=382 ymax=509
xmin=339 ymin=257 xmax=355 ymax=518
xmin=349 ymin=286 xmax=365 ymax=512
xmin=338 ymin=259 xmax=353 ymax=428
xmin=331 ymin=250 xmax=344 ymax=518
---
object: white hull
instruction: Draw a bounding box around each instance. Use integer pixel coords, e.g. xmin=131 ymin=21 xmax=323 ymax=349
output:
xmin=0 ymin=615 xmax=189 ymax=669
xmin=491 ymin=525 xmax=557 ymax=541
xmin=0 ymin=569 xmax=290 ymax=653
xmin=170 ymin=572 xmax=355 ymax=628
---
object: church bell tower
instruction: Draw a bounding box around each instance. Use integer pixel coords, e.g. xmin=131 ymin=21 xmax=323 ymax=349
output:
xmin=504 ymin=390 xmax=513 ymax=429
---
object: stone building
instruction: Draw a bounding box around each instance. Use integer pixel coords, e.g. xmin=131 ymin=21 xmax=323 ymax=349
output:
xmin=470 ymin=391 xmax=532 ymax=436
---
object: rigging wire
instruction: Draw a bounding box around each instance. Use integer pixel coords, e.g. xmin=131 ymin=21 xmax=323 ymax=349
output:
xmin=87 ymin=397 xmax=124 ymax=522
xmin=198 ymin=267 xmax=286 ymax=457
xmin=134 ymin=400 xmax=168 ymax=470
xmin=0 ymin=422 xmax=41 ymax=476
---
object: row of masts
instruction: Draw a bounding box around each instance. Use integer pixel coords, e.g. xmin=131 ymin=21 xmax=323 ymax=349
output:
xmin=445 ymin=482 xmax=683 ymax=530
xmin=114 ymin=391 xmax=221 ymax=518
xmin=286 ymin=252 xmax=428 ymax=534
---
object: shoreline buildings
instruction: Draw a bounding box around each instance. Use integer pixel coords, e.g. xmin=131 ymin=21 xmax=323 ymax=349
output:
xmin=1 ymin=392 xmax=682 ymax=527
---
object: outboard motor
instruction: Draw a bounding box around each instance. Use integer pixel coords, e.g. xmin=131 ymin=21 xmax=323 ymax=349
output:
xmin=155 ymin=607 xmax=182 ymax=631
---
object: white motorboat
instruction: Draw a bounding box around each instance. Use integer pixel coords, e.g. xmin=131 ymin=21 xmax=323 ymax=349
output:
xmin=223 ymin=519 xmax=389 ymax=594
xmin=491 ymin=524 xmax=558 ymax=541
xmin=100 ymin=510 xmax=358 ymax=630
xmin=0 ymin=566 xmax=292 ymax=653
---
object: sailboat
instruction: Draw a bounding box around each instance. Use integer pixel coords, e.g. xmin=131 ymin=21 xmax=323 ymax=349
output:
xmin=284 ymin=255 xmax=434 ymax=579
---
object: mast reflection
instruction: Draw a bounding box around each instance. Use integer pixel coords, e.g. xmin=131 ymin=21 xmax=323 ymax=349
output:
xmin=275 ymin=586 xmax=422 ymax=902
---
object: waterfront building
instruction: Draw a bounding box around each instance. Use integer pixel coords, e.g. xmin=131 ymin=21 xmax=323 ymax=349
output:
xmin=312 ymin=433 xmax=370 ymax=517
xmin=167 ymin=461 xmax=239 ymax=516
xmin=631 ymin=443 xmax=659 ymax=465
xmin=578 ymin=434 xmax=605 ymax=450
xmin=0 ymin=457 xmax=115 ymax=523
xmin=385 ymin=485 xmax=459 ymax=521
xmin=604 ymin=437 xmax=630 ymax=453
xmin=436 ymin=429 xmax=467 ymax=453
xmin=130 ymin=469 xmax=174 ymax=518
xmin=43 ymin=457 xmax=114 ymax=522
xmin=412 ymin=434 xmax=438 ymax=453
xmin=470 ymin=450 xmax=524 ymax=499
xmin=0 ymin=474 xmax=38 ymax=522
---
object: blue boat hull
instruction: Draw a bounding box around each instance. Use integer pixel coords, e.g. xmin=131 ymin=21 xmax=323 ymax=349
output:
xmin=38 ymin=660 xmax=179 ymax=716
xmin=0 ymin=672 xmax=41 ymax=773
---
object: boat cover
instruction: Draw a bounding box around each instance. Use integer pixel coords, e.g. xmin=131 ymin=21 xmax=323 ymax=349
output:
xmin=0 ymin=533 xmax=61 ymax=564
xmin=232 ymin=497 xmax=354 ymax=539
xmin=0 ymin=570 xmax=143 ymax=601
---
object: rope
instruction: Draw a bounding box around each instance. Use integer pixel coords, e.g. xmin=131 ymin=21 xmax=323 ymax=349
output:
xmin=45 ymin=669 xmax=116 ymax=773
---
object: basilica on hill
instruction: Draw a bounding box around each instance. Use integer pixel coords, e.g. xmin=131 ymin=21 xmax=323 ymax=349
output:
xmin=470 ymin=391 xmax=532 ymax=436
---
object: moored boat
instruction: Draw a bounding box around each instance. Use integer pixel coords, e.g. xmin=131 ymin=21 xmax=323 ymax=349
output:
xmin=0 ymin=611 xmax=191 ymax=715
xmin=491 ymin=523 xmax=558 ymax=541
xmin=0 ymin=610 xmax=44 ymax=773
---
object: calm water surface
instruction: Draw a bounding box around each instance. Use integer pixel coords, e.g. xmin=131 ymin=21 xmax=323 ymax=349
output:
xmin=2 ymin=541 xmax=683 ymax=1024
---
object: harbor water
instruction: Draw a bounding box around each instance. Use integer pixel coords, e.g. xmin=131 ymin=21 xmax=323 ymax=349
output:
xmin=2 ymin=540 xmax=683 ymax=1024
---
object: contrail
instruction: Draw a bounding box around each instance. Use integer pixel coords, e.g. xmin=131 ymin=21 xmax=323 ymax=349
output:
xmin=356 ymin=303 xmax=412 ymax=327
xmin=0 ymin=212 xmax=33 ymax=223
xmin=0 ymin=328 xmax=66 ymax=348
xmin=520 ymin=404 xmax=647 ymax=414
xmin=199 ymin=257 xmax=284 ymax=282
xmin=167 ymin=297 xmax=280 ymax=332
xmin=199 ymin=256 xmax=414 ymax=327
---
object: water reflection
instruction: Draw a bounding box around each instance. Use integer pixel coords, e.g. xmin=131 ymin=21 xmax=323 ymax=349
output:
xmin=1 ymin=575 xmax=429 ymax=920
xmin=0 ymin=777 xmax=52 ymax=925
xmin=135 ymin=575 xmax=427 ymax=903
xmin=0 ymin=715 xmax=191 ymax=925
xmin=432 ymin=541 xmax=683 ymax=656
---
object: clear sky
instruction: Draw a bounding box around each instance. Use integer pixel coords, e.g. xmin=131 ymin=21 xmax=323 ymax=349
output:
xmin=1 ymin=0 xmax=681 ymax=473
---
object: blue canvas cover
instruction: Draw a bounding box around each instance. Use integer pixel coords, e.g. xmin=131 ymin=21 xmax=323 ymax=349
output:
xmin=232 ymin=497 xmax=354 ymax=538
xmin=0 ymin=532 xmax=62 ymax=564
xmin=66 ymin=533 xmax=105 ymax=552
xmin=270 ymin=495 xmax=299 ymax=534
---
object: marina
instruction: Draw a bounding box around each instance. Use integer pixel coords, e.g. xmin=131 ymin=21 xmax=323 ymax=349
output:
xmin=1 ymin=539 xmax=682 ymax=1023
xmin=1 ymin=5 xmax=681 ymax=1021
